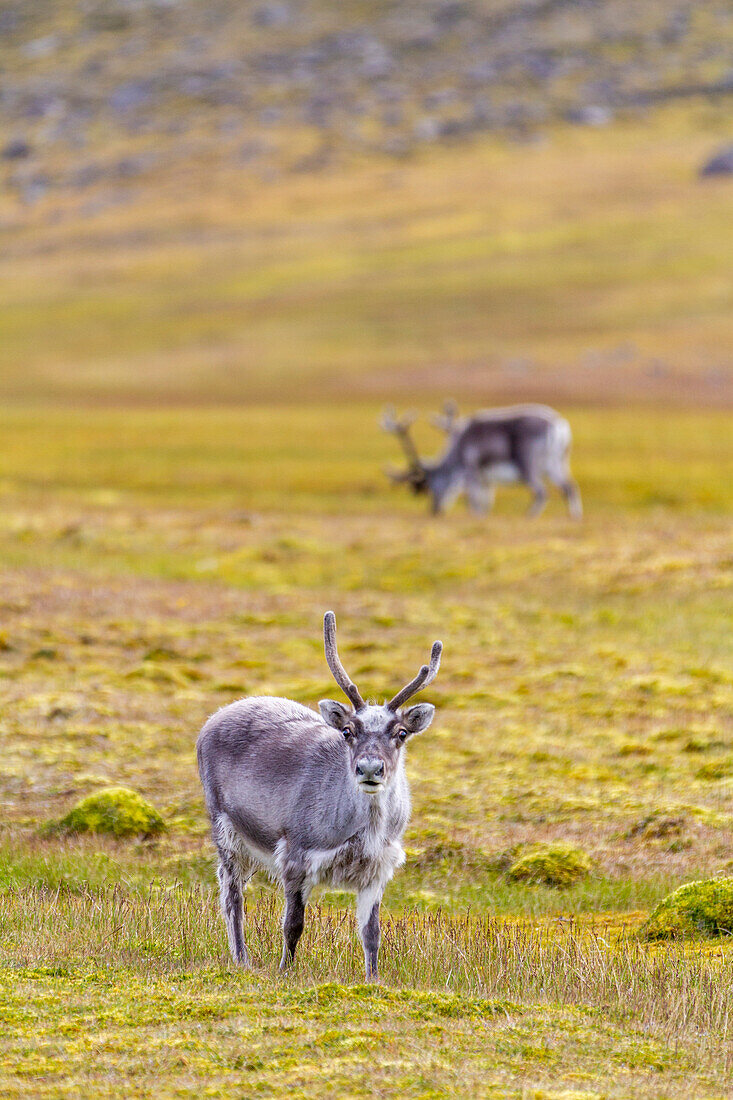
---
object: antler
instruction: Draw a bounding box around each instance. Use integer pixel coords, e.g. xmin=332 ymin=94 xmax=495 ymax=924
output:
xmin=388 ymin=639 xmax=443 ymax=711
xmin=379 ymin=406 xmax=423 ymax=472
xmin=323 ymin=611 xmax=365 ymax=710
xmin=430 ymin=400 xmax=459 ymax=434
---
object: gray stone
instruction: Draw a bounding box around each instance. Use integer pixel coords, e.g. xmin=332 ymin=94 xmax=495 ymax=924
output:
xmin=2 ymin=139 xmax=31 ymax=160
xmin=22 ymin=35 xmax=60 ymax=59
xmin=109 ymin=81 xmax=154 ymax=114
xmin=565 ymin=105 xmax=614 ymax=126
xmin=252 ymin=3 xmax=291 ymax=28
xmin=700 ymin=144 xmax=733 ymax=177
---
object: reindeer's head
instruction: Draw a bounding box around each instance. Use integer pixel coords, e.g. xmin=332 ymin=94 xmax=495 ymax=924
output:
xmin=319 ymin=612 xmax=442 ymax=795
xmin=381 ymin=407 xmax=462 ymax=513
xmin=380 ymin=407 xmax=429 ymax=496
xmin=389 ymin=466 xmax=430 ymax=495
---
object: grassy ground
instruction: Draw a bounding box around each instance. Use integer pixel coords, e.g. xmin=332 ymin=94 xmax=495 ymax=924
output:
xmin=1 ymin=402 xmax=732 ymax=1094
xmin=2 ymin=889 xmax=733 ymax=1097
xmin=2 ymin=74 xmax=733 ymax=1094
xmin=2 ymin=106 xmax=733 ymax=408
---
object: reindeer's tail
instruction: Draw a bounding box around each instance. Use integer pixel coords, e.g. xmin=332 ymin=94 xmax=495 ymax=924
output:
xmin=547 ymin=416 xmax=582 ymax=519
xmin=550 ymin=415 xmax=573 ymax=462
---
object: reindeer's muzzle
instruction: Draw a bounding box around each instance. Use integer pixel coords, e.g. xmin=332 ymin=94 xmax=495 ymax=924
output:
xmin=355 ymin=757 xmax=385 ymax=793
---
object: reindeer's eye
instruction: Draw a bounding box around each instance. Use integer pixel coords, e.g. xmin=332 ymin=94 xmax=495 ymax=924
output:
xmin=342 ymin=725 xmax=354 ymax=740
xmin=396 ymin=728 xmax=408 ymax=742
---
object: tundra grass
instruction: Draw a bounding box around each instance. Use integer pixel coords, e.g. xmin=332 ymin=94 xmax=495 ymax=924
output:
xmin=1 ymin=403 xmax=731 ymax=1095
xmin=1 ymin=105 xmax=733 ymax=407
xmin=1 ymin=889 xmax=732 ymax=1098
xmin=1 ymin=404 xmax=731 ymax=899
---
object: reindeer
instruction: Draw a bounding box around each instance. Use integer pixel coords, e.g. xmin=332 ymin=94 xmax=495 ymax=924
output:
xmin=197 ymin=612 xmax=442 ymax=980
xmin=381 ymin=403 xmax=582 ymax=518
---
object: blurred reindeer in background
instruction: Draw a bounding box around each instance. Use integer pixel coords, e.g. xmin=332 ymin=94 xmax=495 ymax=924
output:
xmin=381 ymin=403 xmax=582 ymax=519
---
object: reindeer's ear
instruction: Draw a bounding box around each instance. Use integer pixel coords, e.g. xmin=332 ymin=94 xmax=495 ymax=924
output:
xmin=400 ymin=703 xmax=435 ymax=735
xmin=319 ymin=700 xmax=353 ymax=730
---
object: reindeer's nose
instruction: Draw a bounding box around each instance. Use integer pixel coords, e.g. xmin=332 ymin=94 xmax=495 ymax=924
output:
xmin=356 ymin=758 xmax=385 ymax=782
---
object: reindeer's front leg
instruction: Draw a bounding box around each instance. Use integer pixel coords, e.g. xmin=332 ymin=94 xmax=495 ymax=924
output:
xmin=280 ymin=876 xmax=309 ymax=971
xmin=465 ymin=469 xmax=490 ymax=516
xmin=357 ymin=886 xmax=383 ymax=980
xmin=526 ymin=479 xmax=548 ymax=517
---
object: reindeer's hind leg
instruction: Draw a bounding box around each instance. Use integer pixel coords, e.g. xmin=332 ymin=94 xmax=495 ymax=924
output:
xmin=214 ymin=814 xmax=253 ymax=966
xmin=558 ymin=477 xmax=582 ymax=519
xmin=515 ymin=439 xmax=548 ymax=517
xmin=545 ymin=456 xmax=583 ymax=519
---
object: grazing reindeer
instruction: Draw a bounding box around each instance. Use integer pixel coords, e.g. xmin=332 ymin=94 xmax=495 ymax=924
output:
xmin=197 ymin=612 xmax=442 ymax=980
xmin=381 ymin=403 xmax=582 ymax=518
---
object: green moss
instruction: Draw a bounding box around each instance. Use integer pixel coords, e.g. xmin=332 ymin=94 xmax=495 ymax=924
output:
xmin=625 ymin=813 xmax=685 ymax=841
xmin=640 ymin=878 xmax=733 ymax=941
xmin=288 ymin=984 xmax=513 ymax=1020
xmin=506 ymin=844 xmax=593 ymax=889
xmin=696 ymin=758 xmax=733 ymax=780
xmin=51 ymin=786 xmax=166 ymax=839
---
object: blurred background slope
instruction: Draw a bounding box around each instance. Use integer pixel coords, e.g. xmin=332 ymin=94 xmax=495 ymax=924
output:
xmin=1 ymin=0 xmax=733 ymax=405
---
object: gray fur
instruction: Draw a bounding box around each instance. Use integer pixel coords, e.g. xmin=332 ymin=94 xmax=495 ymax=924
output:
xmin=197 ymin=613 xmax=442 ymax=980
xmin=382 ymin=403 xmax=582 ymax=518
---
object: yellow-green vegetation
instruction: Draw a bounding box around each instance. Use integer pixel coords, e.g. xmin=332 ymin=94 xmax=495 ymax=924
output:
xmin=1 ymin=31 xmax=733 ymax=1090
xmin=1 ymin=888 xmax=732 ymax=1097
xmin=50 ymin=786 xmax=166 ymax=839
xmin=507 ymin=844 xmax=593 ymax=889
xmin=1 ymin=105 xmax=732 ymax=409
xmin=641 ymin=878 xmax=733 ymax=941
xmin=1 ymin=402 xmax=731 ymax=1093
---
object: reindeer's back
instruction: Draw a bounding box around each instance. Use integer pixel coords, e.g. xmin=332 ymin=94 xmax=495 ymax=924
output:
xmin=197 ymin=697 xmax=344 ymax=839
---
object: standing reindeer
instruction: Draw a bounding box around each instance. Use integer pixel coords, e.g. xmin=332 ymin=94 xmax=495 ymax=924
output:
xmin=197 ymin=612 xmax=442 ymax=980
xmin=382 ymin=403 xmax=582 ymax=518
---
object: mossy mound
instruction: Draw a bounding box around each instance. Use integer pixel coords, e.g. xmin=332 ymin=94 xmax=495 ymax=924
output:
xmin=640 ymin=878 xmax=733 ymax=940
xmin=53 ymin=786 xmax=166 ymax=839
xmin=625 ymin=812 xmax=686 ymax=840
xmin=506 ymin=843 xmax=592 ymax=889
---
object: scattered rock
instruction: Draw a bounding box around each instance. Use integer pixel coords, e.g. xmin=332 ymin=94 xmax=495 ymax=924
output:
xmin=113 ymin=154 xmax=156 ymax=179
xmin=0 ymin=9 xmax=19 ymax=33
xmin=109 ymin=81 xmax=155 ymax=114
xmin=69 ymin=163 xmax=104 ymax=189
xmin=4 ymin=2 xmax=733 ymax=183
xmin=506 ymin=843 xmax=593 ymax=888
xmin=414 ymin=116 xmax=442 ymax=142
xmin=433 ymin=3 xmax=470 ymax=30
xmin=2 ymin=139 xmax=31 ymax=160
xmin=360 ymin=39 xmax=393 ymax=80
xmin=252 ymin=3 xmax=291 ymax=29
xmin=50 ymin=786 xmax=166 ymax=838
xmin=86 ymin=4 xmax=133 ymax=33
xmin=21 ymin=35 xmax=61 ymax=59
xmin=565 ymin=105 xmax=614 ymax=126
xmin=640 ymin=878 xmax=733 ymax=940
xmin=700 ymin=144 xmax=733 ymax=177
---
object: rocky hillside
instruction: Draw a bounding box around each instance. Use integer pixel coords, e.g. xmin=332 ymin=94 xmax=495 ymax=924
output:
xmin=2 ymin=0 xmax=733 ymax=205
